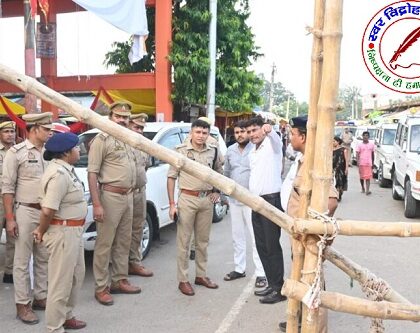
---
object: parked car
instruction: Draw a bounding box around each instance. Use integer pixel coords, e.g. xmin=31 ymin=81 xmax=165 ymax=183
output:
xmin=390 ymin=114 xmax=420 ymax=218
xmin=373 ymin=122 xmax=397 ymax=187
xmin=75 ymin=122 xmax=228 ymax=257
xmin=350 ymin=126 xmax=377 ymax=165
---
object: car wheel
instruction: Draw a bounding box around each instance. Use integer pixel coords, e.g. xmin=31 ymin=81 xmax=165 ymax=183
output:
xmin=378 ymin=163 xmax=391 ymax=188
xmin=141 ymin=213 xmax=153 ymax=258
xmin=392 ymin=173 xmax=402 ymax=200
xmin=404 ymin=180 xmax=420 ymax=218
xmin=212 ymin=201 xmax=227 ymax=223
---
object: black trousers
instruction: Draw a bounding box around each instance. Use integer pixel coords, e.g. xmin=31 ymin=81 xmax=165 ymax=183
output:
xmin=252 ymin=193 xmax=284 ymax=291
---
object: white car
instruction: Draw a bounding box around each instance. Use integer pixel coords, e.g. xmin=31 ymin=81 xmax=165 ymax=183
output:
xmin=391 ymin=114 xmax=420 ymax=218
xmin=75 ymin=122 xmax=228 ymax=257
xmin=373 ymin=122 xmax=397 ymax=187
xmin=350 ymin=126 xmax=377 ymax=165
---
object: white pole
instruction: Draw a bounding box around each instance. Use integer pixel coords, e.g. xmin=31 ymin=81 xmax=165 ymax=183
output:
xmin=286 ymin=94 xmax=291 ymax=120
xmin=206 ymin=0 xmax=217 ymax=124
xmin=269 ymin=63 xmax=276 ymax=112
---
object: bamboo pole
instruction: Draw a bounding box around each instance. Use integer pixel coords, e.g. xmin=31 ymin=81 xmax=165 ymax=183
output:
xmin=285 ymin=0 xmax=325 ymax=331
xmin=301 ymin=1 xmax=343 ymax=331
xmin=282 ymin=279 xmax=420 ymax=321
xmin=291 ymin=218 xmax=420 ymax=237
xmin=0 ymin=63 xmax=296 ymax=230
xmin=324 ymin=247 xmax=411 ymax=305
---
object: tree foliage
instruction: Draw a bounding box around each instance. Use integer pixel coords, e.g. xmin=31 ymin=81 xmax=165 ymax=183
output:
xmin=103 ymin=1 xmax=263 ymax=112
xmin=338 ymin=86 xmax=362 ymax=120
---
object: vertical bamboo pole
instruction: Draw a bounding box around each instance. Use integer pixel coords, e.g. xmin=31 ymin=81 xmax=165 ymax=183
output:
xmin=285 ymin=0 xmax=325 ymax=332
xmin=300 ymin=0 xmax=343 ymax=332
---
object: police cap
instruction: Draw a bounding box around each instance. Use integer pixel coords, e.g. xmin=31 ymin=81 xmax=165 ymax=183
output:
xmin=45 ymin=132 xmax=79 ymax=155
xmin=130 ymin=113 xmax=148 ymax=126
xmin=109 ymin=101 xmax=132 ymax=116
xmin=0 ymin=121 xmax=16 ymax=130
xmin=289 ymin=116 xmax=308 ymax=130
xmin=23 ymin=112 xmax=53 ymax=128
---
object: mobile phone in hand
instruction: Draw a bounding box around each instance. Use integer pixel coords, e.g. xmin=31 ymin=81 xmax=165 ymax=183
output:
xmin=174 ymin=212 xmax=179 ymax=223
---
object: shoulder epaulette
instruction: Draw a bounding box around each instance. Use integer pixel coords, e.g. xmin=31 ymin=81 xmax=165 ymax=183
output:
xmin=56 ymin=166 xmax=65 ymax=174
xmin=10 ymin=142 xmax=26 ymax=153
xmin=97 ymin=132 xmax=109 ymax=139
xmin=175 ymin=143 xmax=187 ymax=150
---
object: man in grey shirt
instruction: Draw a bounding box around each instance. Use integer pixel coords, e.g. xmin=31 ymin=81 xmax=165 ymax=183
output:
xmin=223 ymin=121 xmax=266 ymax=288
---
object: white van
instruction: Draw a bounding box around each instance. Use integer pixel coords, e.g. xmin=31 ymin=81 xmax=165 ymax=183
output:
xmin=373 ymin=122 xmax=397 ymax=187
xmin=75 ymin=122 xmax=228 ymax=257
xmin=391 ymin=114 xmax=420 ymax=218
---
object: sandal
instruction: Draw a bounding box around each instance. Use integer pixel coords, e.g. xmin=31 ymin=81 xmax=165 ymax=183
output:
xmin=224 ymin=271 xmax=246 ymax=281
xmin=255 ymin=276 xmax=267 ymax=288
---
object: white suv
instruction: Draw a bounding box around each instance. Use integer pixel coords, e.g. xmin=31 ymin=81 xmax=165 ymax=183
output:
xmin=373 ymin=122 xmax=397 ymax=187
xmin=75 ymin=122 xmax=228 ymax=257
xmin=391 ymin=114 xmax=420 ymax=218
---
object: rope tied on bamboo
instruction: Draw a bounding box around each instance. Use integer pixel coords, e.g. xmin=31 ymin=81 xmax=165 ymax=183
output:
xmin=301 ymin=208 xmax=340 ymax=322
xmin=361 ymin=273 xmax=391 ymax=333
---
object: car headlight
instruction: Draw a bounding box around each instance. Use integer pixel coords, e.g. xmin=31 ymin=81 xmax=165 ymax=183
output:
xmin=84 ymin=192 xmax=92 ymax=205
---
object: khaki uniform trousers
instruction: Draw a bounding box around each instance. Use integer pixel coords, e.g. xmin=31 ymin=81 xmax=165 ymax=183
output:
xmin=177 ymin=193 xmax=213 ymax=282
xmin=93 ymin=190 xmax=133 ymax=291
xmin=0 ymin=202 xmax=15 ymax=275
xmin=14 ymin=204 xmax=48 ymax=304
xmin=43 ymin=226 xmax=85 ymax=333
xmin=129 ymin=187 xmax=146 ymax=264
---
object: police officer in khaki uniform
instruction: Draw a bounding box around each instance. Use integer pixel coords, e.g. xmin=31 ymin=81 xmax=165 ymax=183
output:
xmin=88 ymin=101 xmax=140 ymax=306
xmin=279 ymin=116 xmax=337 ymax=333
xmin=0 ymin=121 xmax=16 ymax=284
xmin=127 ymin=113 xmax=153 ymax=277
xmin=3 ymin=112 xmax=52 ymax=324
xmin=167 ymin=119 xmax=223 ymax=296
xmin=33 ymin=132 xmax=87 ymax=333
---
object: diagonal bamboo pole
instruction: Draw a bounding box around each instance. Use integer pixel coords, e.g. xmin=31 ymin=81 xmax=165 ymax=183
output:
xmin=283 ymin=279 xmax=420 ymax=321
xmin=300 ymin=0 xmax=343 ymax=331
xmin=285 ymin=0 xmax=325 ymax=331
xmin=0 ymin=63 xmax=293 ymax=231
xmin=323 ymin=247 xmax=410 ymax=305
xmin=291 ymin=218 xmax=420 ymax=237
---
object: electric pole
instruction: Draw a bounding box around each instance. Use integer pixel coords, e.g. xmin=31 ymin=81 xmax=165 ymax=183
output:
xmin=268 ymin=63 xmax=276 ymax=112
xmin=206 ymin=0 xmax=217 ymax=124
xmin=23 ymin=0 xmax=37 ymax=113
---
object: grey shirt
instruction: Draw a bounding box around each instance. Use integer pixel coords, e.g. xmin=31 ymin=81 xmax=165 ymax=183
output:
xmin=224 ymin=142 xmax=253 ymax=205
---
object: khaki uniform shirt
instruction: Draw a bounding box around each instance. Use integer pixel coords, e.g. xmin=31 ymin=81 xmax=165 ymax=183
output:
xmin=287 ymin=155 xmax=338 ymax=218
xmin=87 ymin=133 xmax=136 ymax=188
xmin=2 ymin=139 xmax=47 ymax=203
xmin=167 ymin=140 xmax=224 ymax=191
xmin=133 ymin=148 xmax=148 ymax=189
xmin=0 ymin=142 xmax=9 ymax=187
xmin=40 ymin=159 xmax=87 ymax=220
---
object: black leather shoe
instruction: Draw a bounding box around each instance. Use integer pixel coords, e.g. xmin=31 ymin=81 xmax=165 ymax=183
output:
xmin=259 ymin=290 xmax=287 ymax=304
xmin=279 ymin=321 xmax=301 ymax=332
xmin=254 ymin=286 xmax=272 ymax=297
xmin=3 ymin=273 xmax=13 ymax=284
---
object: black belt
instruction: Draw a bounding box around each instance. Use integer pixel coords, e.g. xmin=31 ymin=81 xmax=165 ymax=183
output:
xmin=261 ymin=192 xmax=280 ymax=200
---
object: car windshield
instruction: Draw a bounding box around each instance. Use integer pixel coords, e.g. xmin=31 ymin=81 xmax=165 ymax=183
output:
xmin=382 ymin=128 xmax=396 ymax=145
xmin=410 ymin=125 xmax=420 ymax=152
xmin=75 ymin=131 xmax=158 ymax=168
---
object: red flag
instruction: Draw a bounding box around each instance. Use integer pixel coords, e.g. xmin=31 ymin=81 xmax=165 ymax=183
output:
xmin=38 ymin=0 xmax=49 ymax=22
xmin=30 ymin=0 xmax=38 ymax=18
xmin=0 ymin=96 xmax=27 ymax=131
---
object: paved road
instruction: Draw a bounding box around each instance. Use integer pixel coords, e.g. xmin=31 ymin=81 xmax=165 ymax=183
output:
xmin=0 ymin=166 xmax=419 ymax=332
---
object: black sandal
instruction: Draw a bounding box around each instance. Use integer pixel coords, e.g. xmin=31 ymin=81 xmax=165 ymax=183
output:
xmin=224 ymin=271 xmax=246 ymax=281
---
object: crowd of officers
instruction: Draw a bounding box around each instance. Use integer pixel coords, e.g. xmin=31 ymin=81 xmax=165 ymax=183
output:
xmin=0 ymin=105 xmax=337 ymax=332
xmin=0 ymin=101 xmax=152 ymax=333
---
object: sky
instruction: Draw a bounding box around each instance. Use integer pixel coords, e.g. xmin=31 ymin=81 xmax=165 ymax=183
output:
xmin=0 ymin=0 xmax=408 ymax=103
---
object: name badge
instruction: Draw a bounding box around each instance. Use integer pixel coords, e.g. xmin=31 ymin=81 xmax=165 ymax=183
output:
xmin=28 ymin=160 xmax=38 ymax=163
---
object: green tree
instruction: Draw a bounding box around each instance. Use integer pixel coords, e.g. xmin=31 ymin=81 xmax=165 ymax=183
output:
xmin=103 ymin=0 xmax=263 ymax=113
xmin=338 ymin=86 xmax=362 ymax=120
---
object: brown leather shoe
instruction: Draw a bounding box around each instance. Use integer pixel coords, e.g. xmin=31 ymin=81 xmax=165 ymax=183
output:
xmin=64 ymin=317 xmax=87 ymax=330
xmin=128 ymin=263 xmax=154 ymax=277
xmin=16 ymin=303 xmax=39 ymax=325
xmin=32 ymin=298 xmax=47 ymax=310
xmin=110 ymin=279 xmax=141 ymax=294
xmin=95 ymin=287 xmax=114 ymax=306
xmin=194 ymin=277 xmax=219 ymax=289
xmin=178 ymin=282 xmax=195 ymax=296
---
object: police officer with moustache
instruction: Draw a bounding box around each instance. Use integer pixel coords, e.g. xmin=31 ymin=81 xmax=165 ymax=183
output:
xmin=3 ymin=113 xmax=53 ymax=324
xmin=33 ymin=132 xmax=87 ymax=333
xmin=127 ymin=113 xmax=153 ymax=277
xmin=167 ymin=119 xmax=224 ymax=296
xmin=88 ymin=101 xmax=140 ymax=306
xmin=0 ymin=121 xmax=17 ymax=284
